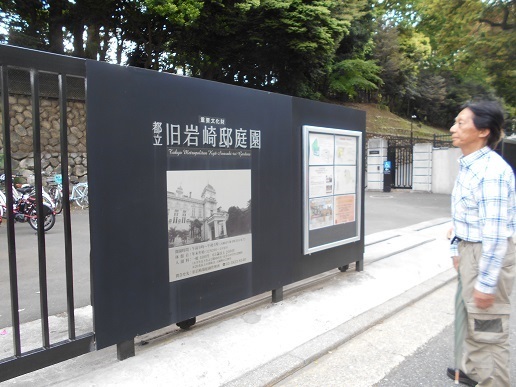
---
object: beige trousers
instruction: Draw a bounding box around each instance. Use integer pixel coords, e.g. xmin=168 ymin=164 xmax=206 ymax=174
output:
xmin=458 ymin=239 xmax=516 ymax=386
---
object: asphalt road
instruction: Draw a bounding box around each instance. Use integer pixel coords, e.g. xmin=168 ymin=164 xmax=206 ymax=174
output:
xmin=365 ymin=190 xmax=451 ymax=234
xmin=0 ymin=209 xmax=91 ymax=327
xmin=0 ymin=190 xmax=451 ymax=328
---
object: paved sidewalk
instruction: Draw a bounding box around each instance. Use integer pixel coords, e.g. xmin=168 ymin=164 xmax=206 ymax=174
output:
xmin=2 ymin=217 xmax=455 ymax=386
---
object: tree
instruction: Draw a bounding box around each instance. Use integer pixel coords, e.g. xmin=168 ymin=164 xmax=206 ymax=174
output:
xmin=248 ymin=0 xmax=348 ymax=97
xmin=414 ymin=0 xmax=515 ymax=106
xmin=328 ymin=58 xmax=382 ymax=100
xmin=172 ymin=0 xmax=255 ymax=79
xmin=334 ymin=0 xmax=375 ymax=61
xmin=1 ymin=0 xmax=512 ymax=119
xmin=412 ymin=71 xmax=447 ymax=126
xmin=0 ymin=0 xmax=48 ymax=50
xmin=372 ymin=22 xmax=416 ymax=112
xmin=174 ymin=0 xmax=353 ymax=98
xmin=168 ymin=226 xmax=178 ymax=247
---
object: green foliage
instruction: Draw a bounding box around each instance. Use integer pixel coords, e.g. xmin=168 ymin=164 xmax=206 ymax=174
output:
xmin=170 ymin=0 xmax=356 ymax=98
xmin=335 ymin=0 xmax=375 ymax=61
xmin=0 ymin=0 xmax=513 ymax=122
xmin=146 ymin=0 xmax=203 ymax=22
xmin=329 ymin=59 xmax=382 ymax=99
xmin=372 ymin=22 xmax=416 ymax=112
xmin=413 ymin=0 xmax=515 ymax=106
xmin=251 ymin=0 xmax=348 ymax=97
xmin=0 ymin=0 xmax=48 ymax=49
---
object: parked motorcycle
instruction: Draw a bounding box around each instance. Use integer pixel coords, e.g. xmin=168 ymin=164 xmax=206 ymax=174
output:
xmin=0 ymin=174 xmax=56 ymax=231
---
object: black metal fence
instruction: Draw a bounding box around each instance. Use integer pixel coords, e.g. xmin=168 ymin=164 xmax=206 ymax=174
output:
xmin=369 ymin=134 xmax=452 ymax=190
xmin=432 ymin=133 xmax=453 ymax=148
xmin=387 ymin=144 xmax=413 ymax=189
xmin=0 ymin=45 xmax=94 ymax=381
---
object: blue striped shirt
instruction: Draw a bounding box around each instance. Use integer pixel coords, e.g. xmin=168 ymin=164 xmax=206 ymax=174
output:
xmin=451 ymin=146 xmax=516 ymax=294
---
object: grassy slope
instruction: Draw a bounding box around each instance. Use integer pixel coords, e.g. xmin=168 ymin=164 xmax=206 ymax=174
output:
xmin=343 ymin=103 xmax=450 ymax=139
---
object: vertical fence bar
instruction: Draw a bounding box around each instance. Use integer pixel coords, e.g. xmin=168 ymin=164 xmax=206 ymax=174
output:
xmin=1 ymin=65 xmax=22 ymax=357
xmin=58 ymin=74 xmax=76 ymax=339
xmin=30 ymin=69 xmax=50 ymax=348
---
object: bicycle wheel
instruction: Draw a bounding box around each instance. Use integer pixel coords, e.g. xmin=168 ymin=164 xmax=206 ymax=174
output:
xmin=53 ymin=189 xmax=63 ymax=214
xmin=75 ymin=185 xmax=89 ymax=209
xmin=0 ymin=192 xmax=6 ymax=223
xmin=28 ymin=205 xmax=56 ymax=232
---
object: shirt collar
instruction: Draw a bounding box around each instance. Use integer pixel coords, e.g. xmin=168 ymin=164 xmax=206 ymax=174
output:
xmin=459 ymin=146 xmax=491 ymax=168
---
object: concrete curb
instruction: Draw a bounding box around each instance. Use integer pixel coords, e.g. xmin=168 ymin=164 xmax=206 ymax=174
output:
xmin=224 ymin=268 xmax=457 ymax=387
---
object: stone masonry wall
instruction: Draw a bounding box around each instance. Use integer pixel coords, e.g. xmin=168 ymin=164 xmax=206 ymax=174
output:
xmin=0 ymin=94 xmax=87 ymax=183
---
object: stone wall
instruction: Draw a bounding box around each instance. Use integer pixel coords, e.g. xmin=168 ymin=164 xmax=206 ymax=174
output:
xmin=0 ymin=94 xmax=87 ymax=182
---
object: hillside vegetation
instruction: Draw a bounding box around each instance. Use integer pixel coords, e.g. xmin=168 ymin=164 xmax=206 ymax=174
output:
xmin=345 ymin=103 xmax=450 ymax=139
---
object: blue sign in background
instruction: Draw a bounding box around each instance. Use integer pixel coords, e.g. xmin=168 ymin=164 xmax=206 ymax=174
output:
xmin=384 ymin=160 xmax=392 ymax=170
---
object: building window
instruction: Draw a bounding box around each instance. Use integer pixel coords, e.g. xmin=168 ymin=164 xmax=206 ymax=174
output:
xmin=173 ymin=210 xmax=179 ymax=223
xmin=182 ymin=210 xmax=187 ymax=223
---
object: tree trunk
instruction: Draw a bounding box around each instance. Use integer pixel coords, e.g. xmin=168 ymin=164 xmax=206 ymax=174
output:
xmin=70 ymin=19 xmax=85 ymax=57
xmin=48 ymin=0 xmax=66 ymax=54
xmin=85 ymin=24 xmax=100 ymax=60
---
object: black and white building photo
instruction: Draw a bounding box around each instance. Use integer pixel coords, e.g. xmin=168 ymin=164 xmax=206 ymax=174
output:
xmin=167 ymin=169 xmax=252 ymax=281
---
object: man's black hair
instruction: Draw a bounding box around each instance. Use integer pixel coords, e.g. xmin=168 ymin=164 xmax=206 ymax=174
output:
xmin=462 ymin=100 xmax=505 ymax=149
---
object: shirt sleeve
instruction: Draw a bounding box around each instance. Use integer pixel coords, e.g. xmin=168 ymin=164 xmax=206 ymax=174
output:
xmin=476 ymin=171 xmax=511 ymax=294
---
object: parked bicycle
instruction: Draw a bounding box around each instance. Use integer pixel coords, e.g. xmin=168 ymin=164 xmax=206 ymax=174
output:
xmin=46 ymin=173 xmax=63 ymax=214
xmin=0 ymin=174 xmax=56 ymax=231
xmin=70 ymin=180 xmax=88 ymax=208
xmin=46 ymin=174 xmax=88 ymax=211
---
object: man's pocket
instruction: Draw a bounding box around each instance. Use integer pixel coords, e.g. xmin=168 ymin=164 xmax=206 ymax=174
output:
xmin=466 ymin=302 xmax=511 ymax=344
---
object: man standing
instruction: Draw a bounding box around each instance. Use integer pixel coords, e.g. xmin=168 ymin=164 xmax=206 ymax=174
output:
xmin=448 ymin=100 xmax=516 ymax=386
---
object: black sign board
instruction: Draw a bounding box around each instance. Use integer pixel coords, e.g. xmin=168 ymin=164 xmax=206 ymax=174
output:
xmin=87 ymin=61 xmax=365 ymax=348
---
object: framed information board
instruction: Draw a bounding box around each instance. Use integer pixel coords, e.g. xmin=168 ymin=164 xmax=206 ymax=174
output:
xmin=302 ymin=125 xmax=362 ymax=254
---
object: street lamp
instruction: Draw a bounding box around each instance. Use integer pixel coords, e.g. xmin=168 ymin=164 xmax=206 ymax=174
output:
xmin=410 ymin=115 xmax=417 ymax=145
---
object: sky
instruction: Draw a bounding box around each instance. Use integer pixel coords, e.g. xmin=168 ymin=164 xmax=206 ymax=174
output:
xmin=167 ymin=169 xmax=251 ymax=210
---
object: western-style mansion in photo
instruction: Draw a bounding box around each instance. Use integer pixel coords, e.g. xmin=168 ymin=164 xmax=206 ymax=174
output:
xmin=167 ymin=183 xmax=229 ymax=245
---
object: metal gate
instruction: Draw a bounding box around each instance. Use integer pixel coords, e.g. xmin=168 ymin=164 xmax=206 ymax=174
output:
xmin=387 ymin=140 xmax=413 ymax=189
xmin=0 ymin=45 xmax=94 ymax=381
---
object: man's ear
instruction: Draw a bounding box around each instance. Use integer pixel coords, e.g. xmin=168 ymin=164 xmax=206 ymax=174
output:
xmin=478 ymin=128 xmax=490 ymax=139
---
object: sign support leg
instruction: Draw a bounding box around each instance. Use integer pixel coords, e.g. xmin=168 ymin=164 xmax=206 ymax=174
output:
xmin=272 ymin=288 xmax=283 ymax=303
xmin=117 ymin=338 xmax=135 ymax=361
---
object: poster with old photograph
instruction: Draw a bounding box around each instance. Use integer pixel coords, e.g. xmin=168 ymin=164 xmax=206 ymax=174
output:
xmin=167 ymin=169 xmax=252 ymax=282
xmin=308 ymin=133 xmax=334 ymax=165
xmin=334 ymin=194 xmax=356 ymax=224
xmin=335 ymin=135 xmax=357 ymax=165
xmin=309 ymin=166 xmax=334 ymax=198
xmin=309 ymin=196 xmax=334 ymax=230
xmin=334 ymin=165 xmax=356 ymax=195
